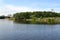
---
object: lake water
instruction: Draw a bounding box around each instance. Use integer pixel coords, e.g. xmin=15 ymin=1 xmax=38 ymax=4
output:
xmin=0 ymin=19 xmax=60 ymax=40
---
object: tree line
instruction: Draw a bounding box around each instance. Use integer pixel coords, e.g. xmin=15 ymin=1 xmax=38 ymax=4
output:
xmin=13 ymin=11 xmax=60 ymax=20
xmin=0 ymin=15 xmax=11 ymax=19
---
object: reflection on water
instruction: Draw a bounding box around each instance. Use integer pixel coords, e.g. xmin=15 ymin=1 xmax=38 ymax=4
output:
xmin=0 ymin=19 xmax=60 ymax=40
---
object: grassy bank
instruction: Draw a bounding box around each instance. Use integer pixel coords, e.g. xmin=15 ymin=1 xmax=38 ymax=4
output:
xmin=14 ymin=17 xmax=60 ymax=24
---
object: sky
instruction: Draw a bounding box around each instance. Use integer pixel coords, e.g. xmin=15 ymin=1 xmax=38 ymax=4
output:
xmin=0 ymin=0 xmax=60 ymax=15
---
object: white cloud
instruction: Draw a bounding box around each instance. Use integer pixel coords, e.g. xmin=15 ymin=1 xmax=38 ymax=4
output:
xmin=0 ymin=5 xmax=60 ymax=15
xmin=0 ymin=5 xmax=56 ymax=16
xmin=0 ymin=5 xmax=41 ymax=16
xmin=5 ymin=5 xmax=33 ymax=12
xmin=0 ymin=4 xmax=60 ymax=16
xmin=0 ymin=0 xmax=60 ymax=16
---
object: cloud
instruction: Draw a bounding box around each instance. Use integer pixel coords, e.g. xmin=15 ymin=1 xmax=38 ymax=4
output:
xmin=0 ymin=4 xmax=60 ymax=16
xmin=0 ymin=5 xmax=41 ymax=16
xmin=0 ymin=0 xmax=60 ymax=16
xmin=0 ymin=4 xmax=58 ymax=16
xmin=5 ymin=5 xmax=33 ymax=12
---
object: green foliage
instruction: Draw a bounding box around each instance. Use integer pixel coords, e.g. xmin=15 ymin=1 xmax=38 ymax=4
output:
xmin=13 ymin=11 xmax=60 ymax=24
xmin=14 ymin=11 xmax=60 ymax=20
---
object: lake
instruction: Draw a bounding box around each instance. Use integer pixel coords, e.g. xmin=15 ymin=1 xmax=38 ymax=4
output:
xmin=0 ymin=19 xmax=60 ymax=40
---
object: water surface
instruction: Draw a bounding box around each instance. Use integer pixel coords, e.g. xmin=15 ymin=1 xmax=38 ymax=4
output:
xmin=0 ymin=19 xmax=60 ymax=40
